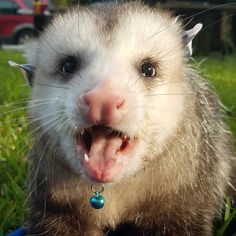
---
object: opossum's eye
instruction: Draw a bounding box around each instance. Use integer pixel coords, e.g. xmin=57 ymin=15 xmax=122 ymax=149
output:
xmin=60 ymin=56 xmax=77 ymax=75
xmin=141 ymin=62 xmax=156 ymax=77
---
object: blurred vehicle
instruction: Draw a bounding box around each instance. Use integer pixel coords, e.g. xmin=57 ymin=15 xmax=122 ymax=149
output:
xmin=0 ymin=0 xmax=54 ymax=45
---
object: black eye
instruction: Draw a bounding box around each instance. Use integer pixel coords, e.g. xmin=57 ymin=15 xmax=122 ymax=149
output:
xmin=141 ymin=62 xmax=156 ymax=77
xmin=60 ymin=56 xmax=77 ymax=75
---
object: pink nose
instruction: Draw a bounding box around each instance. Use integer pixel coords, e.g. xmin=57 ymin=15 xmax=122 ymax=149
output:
xmin=83 ymin=90 xmax=125 ymax=125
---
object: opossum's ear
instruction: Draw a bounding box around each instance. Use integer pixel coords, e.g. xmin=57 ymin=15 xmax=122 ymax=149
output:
xmin=8 ymin=41 xmax=38 ymax=86
xmin=8 ymin=60 xmax=35 ymax=86
xmin=182 ymin=23 xmax=202 ymax=56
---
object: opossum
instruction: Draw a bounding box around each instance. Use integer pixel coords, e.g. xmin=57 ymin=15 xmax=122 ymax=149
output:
xmin=10 ymin=2 xmax=236 ymax=236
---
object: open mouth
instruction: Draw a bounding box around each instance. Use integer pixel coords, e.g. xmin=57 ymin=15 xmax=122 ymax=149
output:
xmin=75 ymin=125 xmax=136 ymax=182
xmin=76 ymin=125 xmax=131 ymax=154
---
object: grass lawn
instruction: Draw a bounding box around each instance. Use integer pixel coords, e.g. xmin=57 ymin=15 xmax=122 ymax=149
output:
xmin=0 ymin=50 xmax=30 ymax=236
xmin=0 ymin=50 xmax=236 ymax=235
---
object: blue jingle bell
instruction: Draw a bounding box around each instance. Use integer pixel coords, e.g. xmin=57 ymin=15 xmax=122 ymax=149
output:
xmin=90 ymin=185 xmax=105 ymax=209
xmin=90 ymin=192 xmax=105 ymax=209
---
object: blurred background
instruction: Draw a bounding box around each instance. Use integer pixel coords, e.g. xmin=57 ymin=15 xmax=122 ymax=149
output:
xmin=0 ymin=0 xmax=236 ymax=55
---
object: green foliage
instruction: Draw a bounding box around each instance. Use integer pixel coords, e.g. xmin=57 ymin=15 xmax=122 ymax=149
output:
xmin=0 ymin=50 xmax=30 ymax=235
xmin=216 ymin=199 xmax=236 ymax=236
xmin=0 ymin=50 xmax=235 ymax=235
xmin=196 ymin=55 xmax=236 ymax=143
xmin=51 ymin=0 xmax=74 ymax=8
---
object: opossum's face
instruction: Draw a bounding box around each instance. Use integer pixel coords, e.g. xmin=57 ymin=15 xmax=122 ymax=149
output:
xmin=27 ymin=3 xmax=188 ymax=183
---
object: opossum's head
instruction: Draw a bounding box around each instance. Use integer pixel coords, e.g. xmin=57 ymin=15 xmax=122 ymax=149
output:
xmin=23 ymin=3 xmax=201 ymax=183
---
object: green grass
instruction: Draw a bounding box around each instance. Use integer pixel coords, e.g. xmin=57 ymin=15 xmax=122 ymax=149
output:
xmin=195 ymin=55 xmax=236 ymax=142
xmin=0 ymin=50 xmax=30 ymax=235
xmin=0 ymin=50 xmax=235 ymax=235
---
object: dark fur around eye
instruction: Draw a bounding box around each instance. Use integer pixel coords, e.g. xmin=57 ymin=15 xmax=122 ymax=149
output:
xmin=58 ymin=56 xmax=78 ymax=77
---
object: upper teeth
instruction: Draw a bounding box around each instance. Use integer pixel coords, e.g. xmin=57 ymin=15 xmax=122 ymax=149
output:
xmin=77 ymin=126 xmax=130 ymax=140
xmin=84 ymin=153 xmax=89 ymax=162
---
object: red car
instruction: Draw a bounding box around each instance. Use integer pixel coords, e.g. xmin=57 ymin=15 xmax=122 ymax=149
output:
xmin=0 ymin=0 xmax=53 ymax=44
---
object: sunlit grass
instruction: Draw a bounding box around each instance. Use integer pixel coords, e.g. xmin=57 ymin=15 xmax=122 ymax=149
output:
xmin=198 ymin=55 xmax=236 ymax=143
xmin=0 ymin=50 xmax=30 ymax=235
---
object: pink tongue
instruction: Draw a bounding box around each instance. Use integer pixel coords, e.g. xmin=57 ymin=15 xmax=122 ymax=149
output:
xmin=88 ymin=130 xmax=123 ymax=171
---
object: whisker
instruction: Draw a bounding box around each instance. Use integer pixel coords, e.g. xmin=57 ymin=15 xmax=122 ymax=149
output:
xmin=30 ymin=114 xmax=68 ymax=143
xmin=0 ymin=97 xmax=62 ymax=108
xmin=0 ymin=98 xmax=30 ymax=107
xmin=144 ymin=92 xmax=195 ymax=97
xmin=0 ymin=103 xmax=66 ymax=127
xmin=201 ymin=13 xmax=236 ymax=32
xmin=33 ymin=82 xmax=71 ymax=90
xmin=182 ymin=3 xmax=236 ymax=22
xmin=0 ymin=100 xmax=61 ymax=117
xmin=26 ymin=137 xmax=53 ymax=207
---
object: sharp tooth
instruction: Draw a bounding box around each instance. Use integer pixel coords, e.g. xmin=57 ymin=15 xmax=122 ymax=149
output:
xmin=80 ymin=129 xmax=84 ymax=135
xmin=75 ymin=125 xmax=78 ymax=132
xmin=84 ymin=153 xmax=89 ymax=162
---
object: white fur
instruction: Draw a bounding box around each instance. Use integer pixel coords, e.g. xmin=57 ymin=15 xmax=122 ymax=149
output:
xmin=27 ymin=5 xmax=192 ymax=183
